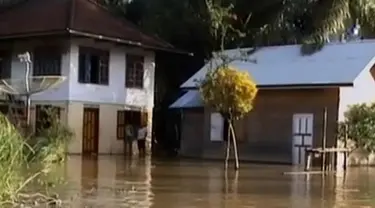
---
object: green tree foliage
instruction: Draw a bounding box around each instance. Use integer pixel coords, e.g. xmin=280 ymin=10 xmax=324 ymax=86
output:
xmin=276 ymin=0 xmax=375 ymax=54
xmin=340 ymin=103 xmax=375 ymax=152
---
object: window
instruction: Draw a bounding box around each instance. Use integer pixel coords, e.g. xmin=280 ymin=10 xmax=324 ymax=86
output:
xmin=126 ymin=54 xmax=144 ymax=88
xmin=78 ymin=47 xmax=109 ymax=85
xmin=33 ymin=47 xmax=61 ymax=76
xmin=0 ymin=50 xmax=11 ymax=79
xmin=35 ymin=105 xmax=61 ymax=133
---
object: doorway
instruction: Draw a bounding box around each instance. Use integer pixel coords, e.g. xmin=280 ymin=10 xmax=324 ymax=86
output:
xmin=82 ymin=107 xmax=99 ymax=155
xmin=292 ymin=114 xmax=314 ymax=166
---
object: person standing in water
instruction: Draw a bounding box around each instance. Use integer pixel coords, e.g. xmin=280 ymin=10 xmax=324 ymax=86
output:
xmin=125 ymin=124 xmax=135 ymax=156
xmin=137 ymin=123 xmax=147 ymax=156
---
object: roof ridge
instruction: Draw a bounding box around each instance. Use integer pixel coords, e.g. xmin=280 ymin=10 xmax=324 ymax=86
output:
xmin=220 ymin=39 xmax=375 ymax=53
xmin=82 ymin=0 xmax=174 ymax=49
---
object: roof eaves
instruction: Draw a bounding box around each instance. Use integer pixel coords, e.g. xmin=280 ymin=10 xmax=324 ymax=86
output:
xmin=0 ymin=30 xmax=69 ymax=40
xmin=181 ymin=82 xmax=354 ymax=90
xmin=68 ymin=29 xmax=192 ymax=55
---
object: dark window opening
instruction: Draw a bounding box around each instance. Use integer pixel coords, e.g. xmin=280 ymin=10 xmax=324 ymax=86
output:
xmin=0 ymin=50 xmax=11 ymax=79
xmin=78 ymin=47 xmax=109 ymax=85
xmin=126 ymin=54 xmax=144 ymax=88
xmin=33 ymin=47 xmax=61 ymax=76
xmin=35 ymin=105 xmax=61 ymax=133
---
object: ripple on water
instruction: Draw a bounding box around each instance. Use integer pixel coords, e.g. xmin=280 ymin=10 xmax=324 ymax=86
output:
xmin=39 ymin=156 xmax=375 ymax=208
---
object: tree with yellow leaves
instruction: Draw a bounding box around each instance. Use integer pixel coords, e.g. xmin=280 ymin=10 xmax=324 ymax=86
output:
xmin=200 ymin=66 xmax=257 ymax=170
xmin=199 ymin=0 xmax=258 ymax=170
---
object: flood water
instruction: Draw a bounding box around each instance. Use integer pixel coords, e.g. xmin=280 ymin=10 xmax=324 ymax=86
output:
xmin=51 ymin=156 xmax=375 ymax=207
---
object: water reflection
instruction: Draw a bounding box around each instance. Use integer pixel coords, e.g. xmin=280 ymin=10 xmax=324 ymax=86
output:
xmin=59 ymin=156 xmax=375 ymax=207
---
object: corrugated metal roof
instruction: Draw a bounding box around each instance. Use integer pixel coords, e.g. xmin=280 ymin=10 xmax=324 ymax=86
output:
xmin=170 ymin=90 xmax=203 ymax=108
xmin=181 ymin=40 xmax=375 ymax=88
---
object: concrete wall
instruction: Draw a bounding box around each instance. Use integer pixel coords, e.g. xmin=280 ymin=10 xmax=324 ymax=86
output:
xmin=4 ymin=38 xmax=156 ymax=154
xmin=6 ymin=40 xmax=70 ymax=101
xmin=7 ymin=39 xmax=155 ymax=109
xmin=66 ymin=101 xmax=125 ymax=154
xmin=337 ymin=66 xmax=375 ymax=167
xmin=67 ymin=39 xmax=155 ymax=108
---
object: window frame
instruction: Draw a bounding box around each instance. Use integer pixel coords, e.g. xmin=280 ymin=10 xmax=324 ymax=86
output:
xmin=116 ymin=110 xmax=126 ymax=140
xmin=33 ymin=46 xmax=62 ymax=76
xmin=125 ymin=54 xmax=144 ymax=89
xmin=78 ymin=47 xmax=109 ymax=85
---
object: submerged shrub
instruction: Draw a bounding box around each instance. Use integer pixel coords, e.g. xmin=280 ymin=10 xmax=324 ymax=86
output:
xmin=0 ymin=113 xmax=29 ymax=201
xmin=29 ymin=106 xmax=74 ymax=165
xmin=0 ymin=110 xmax=68 ymax=205
xmin=339 ymin=103 xmax=375 ymax=152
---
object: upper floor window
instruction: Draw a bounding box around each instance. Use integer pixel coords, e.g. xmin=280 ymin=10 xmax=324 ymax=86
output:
xmin=33 ymin=47 xmax=61 ymax=76
xmin=126 ymin=54 xmax=144 ymax=88
xmin=78 ymin=47 xmax=109 ymax=85
xmin=0 ymin=50 xmax=11 ymax=79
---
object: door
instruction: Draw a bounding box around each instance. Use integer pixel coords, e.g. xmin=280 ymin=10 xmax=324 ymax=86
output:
xmin=82 ymin=107 xmax=99 ymax=155
xmin=210 ymin=113 xmax=224 ymax=141
xmin=292 ymin=114 xmax=314 ymax=165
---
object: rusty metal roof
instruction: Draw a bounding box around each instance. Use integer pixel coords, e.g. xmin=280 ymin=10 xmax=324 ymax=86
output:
xmin=0 ymin=0 xmax=180 ymax=52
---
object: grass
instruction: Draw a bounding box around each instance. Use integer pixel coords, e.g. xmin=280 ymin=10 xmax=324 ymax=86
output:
xmin=0 ymin=107 xmax=73 ymax=206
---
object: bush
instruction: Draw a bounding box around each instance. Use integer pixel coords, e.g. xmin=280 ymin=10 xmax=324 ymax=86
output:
xmin=0 ymin=109 xmax=69 ymax=205
xmin=28 ymin=107 xmax=74 ymax=165
xmin=340 ymin=103 xmax=375 ymax=152
xmin=0 ymin=113 xmax=27 ymax=201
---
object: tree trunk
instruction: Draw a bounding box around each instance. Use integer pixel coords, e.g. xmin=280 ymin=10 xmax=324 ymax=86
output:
xmin=229 ymin=121 xmax=239 ymax=170
xmin=225 ymin=122 xmax=231 ymax=169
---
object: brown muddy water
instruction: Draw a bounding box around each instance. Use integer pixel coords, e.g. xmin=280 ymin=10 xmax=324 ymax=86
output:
xmin=50 ymin=156 xmax=375 ymax=207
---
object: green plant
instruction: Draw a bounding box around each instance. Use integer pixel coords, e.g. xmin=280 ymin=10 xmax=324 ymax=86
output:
xmin=339 ymin=103 xmax=375 ymax=152
xmin=0 ymin=112 xmax=27 ymax=202
xmin=29 ymin=106 xmax=74 ymax=165
xmin=0 ymin=112 xmax=65 ymax=206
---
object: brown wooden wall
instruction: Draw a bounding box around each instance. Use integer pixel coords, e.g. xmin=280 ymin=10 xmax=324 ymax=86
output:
xmin=180 ymin=88 xmax=340 ymax=164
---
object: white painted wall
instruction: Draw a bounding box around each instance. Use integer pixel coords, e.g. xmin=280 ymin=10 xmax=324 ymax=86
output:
xmin=8 ymin=43 xmax=70 ymax=101
xmin=68 ymin=40 xmax=155 ymax=109
xmin=337 ymin=66 xmax=375 ymax=168
xmin=338 ymin=66 xmax=375 ymax=121
xmin=8 ymin=39 xmax=156 ymax=109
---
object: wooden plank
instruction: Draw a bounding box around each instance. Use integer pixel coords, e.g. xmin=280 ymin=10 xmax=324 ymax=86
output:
xmin=283 ymin=171 xmax=332 ymax=175
xmin=306 ymin=148 xmax=350 ymax=153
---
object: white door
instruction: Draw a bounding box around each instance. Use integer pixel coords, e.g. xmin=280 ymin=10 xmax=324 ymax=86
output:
xmin=292 ymin=114 xmax=314 ymax=165
xmin=210 ymin=113 xmax=224 ymax=141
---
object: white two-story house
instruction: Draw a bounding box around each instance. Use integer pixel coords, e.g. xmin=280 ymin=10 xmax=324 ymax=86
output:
xmin=0 ymin=0 xmax=182 ymax=155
